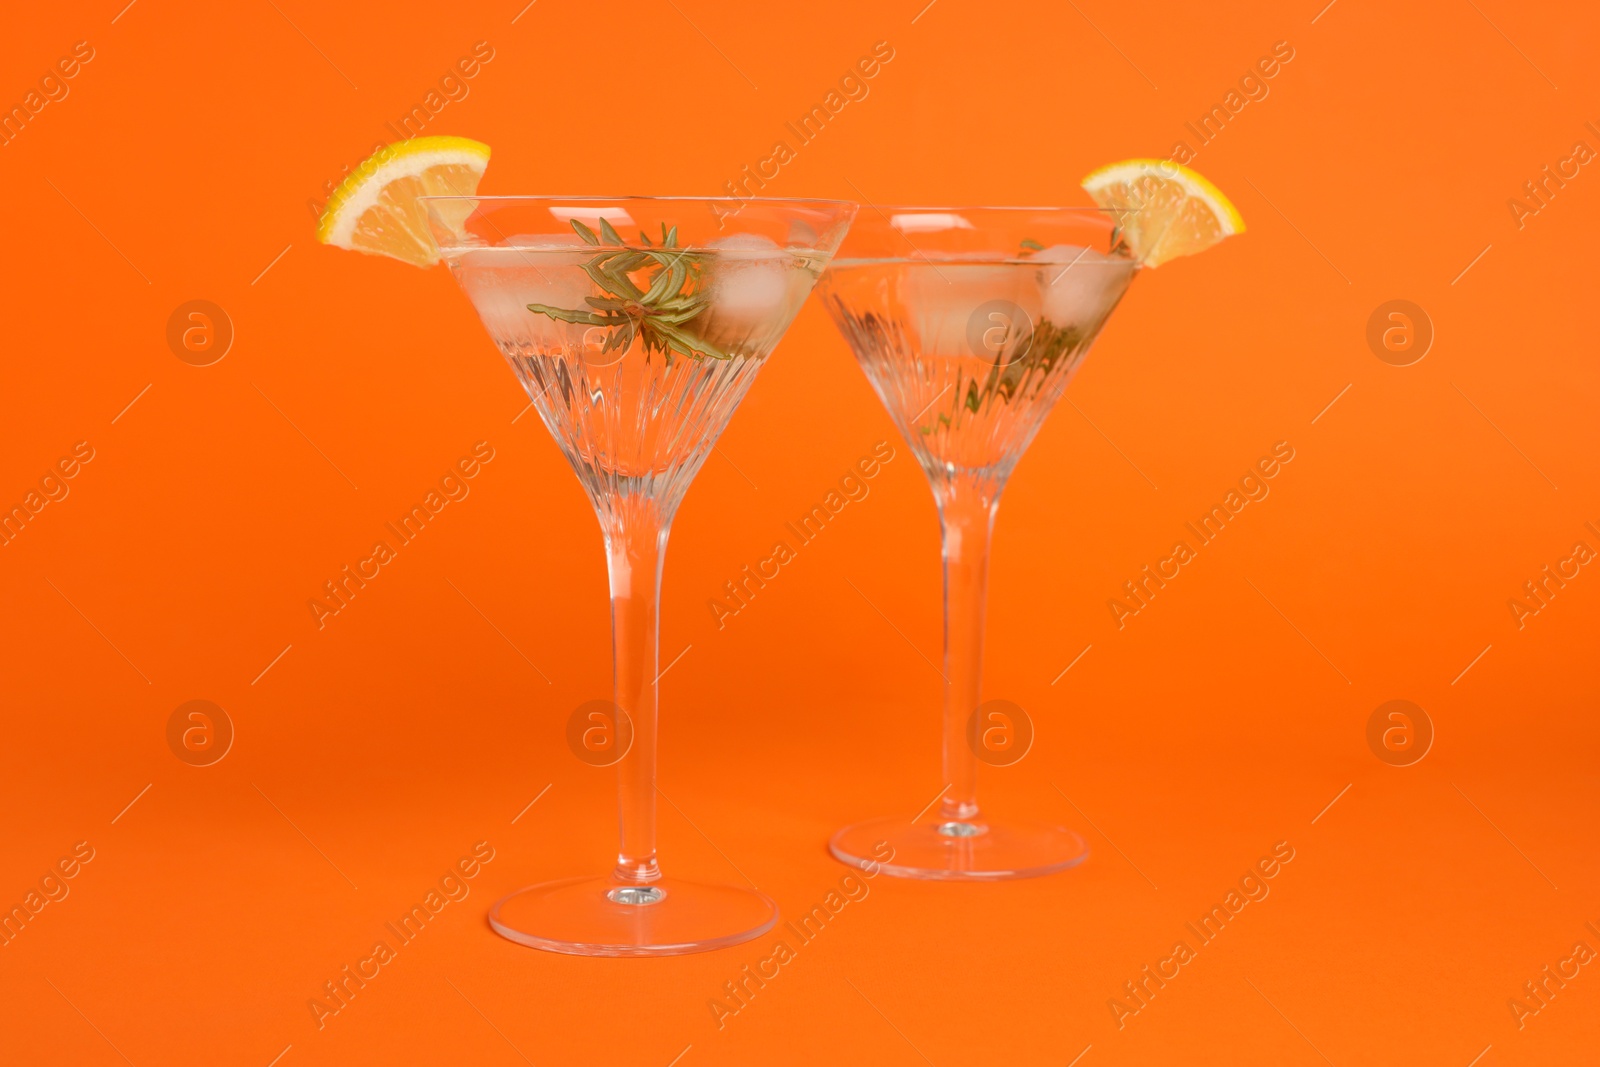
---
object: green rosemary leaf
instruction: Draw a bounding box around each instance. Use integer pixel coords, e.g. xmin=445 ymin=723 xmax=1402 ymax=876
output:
xmin=642 ymin=255 xmax=688 ymax=306
xmin=522 ymin=220 xmax=731 ymax=365
xmin=599 ymin=250 xmax=649 ymax=275
xmin=654 ymin=320 xmax=731 ymax=361
xmin=649 ymin=305 xmax=704 ymax=326
xmin=585 ymin=257 xmax=644 ymax=300
xmin=1020 ymin=238 xmax=1044 ymax=252
xmin=527 ymin=302 xmax=611 ymax=326
xmin=604 ymin=251 xmax=651 ymax=284
xmin=606 ymin=319 xmax=636 ymax=353
xmin=917 ymin=317 xmax=1088 ymax=434
xmin=579 ymin=259 xmax=618 ymax=297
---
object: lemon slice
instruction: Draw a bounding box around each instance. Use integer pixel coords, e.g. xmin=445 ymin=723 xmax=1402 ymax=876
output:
xmin=316 ymin=136 xmax=490 ymax=267
xmin=1081 ymin=159 xmax=1243 ymax=267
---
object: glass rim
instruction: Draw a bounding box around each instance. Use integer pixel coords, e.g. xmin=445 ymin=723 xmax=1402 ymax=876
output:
xmin=825 ymin=204 xmax=1132 ymax=266
xmin=415 ymin=193 xmax=859 ymax=207
xmin=420 ymin=195 xmax=860 ymax=254
xmin=826 ymin=257 xmax=1139 ymax=267
xmin=849 ymin=204 xmax=1126 ymax=214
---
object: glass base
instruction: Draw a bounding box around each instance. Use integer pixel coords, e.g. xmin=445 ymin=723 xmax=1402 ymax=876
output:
xmin=829 ymin=815 xmax=1090 ymax=881
xmin=488 ymin=875 xmax=778 ymax=957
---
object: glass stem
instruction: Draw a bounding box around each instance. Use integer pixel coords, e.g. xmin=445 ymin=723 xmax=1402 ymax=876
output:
xmin=601 ymin=494 xmax=670 ymax=885
xmin=934 ymin=470 xmax=1001 ymax=824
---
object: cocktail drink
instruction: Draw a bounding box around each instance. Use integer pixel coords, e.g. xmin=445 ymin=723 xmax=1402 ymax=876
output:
xmin=322 ymin=139 xmax=1237 ymax=898
xmin=424 ymin=196 xmax=857 ymax=953
xmin=817 ymin=207 xmax=1138 ymax=879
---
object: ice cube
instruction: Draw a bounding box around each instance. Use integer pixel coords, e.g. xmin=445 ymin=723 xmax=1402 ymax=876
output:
xmin=455 ymin=247 xmax=594 ymax=346
xmin=707 ymin=235 xmax=791 ymax=315
xmin=697 ymin=234 xmax=800 ymax=350
xmin=1033 ymin=245 xmax=1136 ymax=326
xmin=903 ymin=257 xmax=1038 ymax=357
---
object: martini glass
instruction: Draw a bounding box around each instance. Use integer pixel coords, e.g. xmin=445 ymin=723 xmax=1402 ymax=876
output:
xmin=423 ymin=196 xmax=857 ymax=954
xmin=816 ymin=206 xmax=1137 ymax=880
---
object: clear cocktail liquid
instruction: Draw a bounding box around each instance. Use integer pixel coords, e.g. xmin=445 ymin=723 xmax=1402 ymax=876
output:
xmin=445 ymin=241 xmax=824 ymax=499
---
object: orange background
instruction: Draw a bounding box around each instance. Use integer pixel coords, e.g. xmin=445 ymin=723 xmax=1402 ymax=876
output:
xmin=2 ymin=1 xmax=1597 ymax=1064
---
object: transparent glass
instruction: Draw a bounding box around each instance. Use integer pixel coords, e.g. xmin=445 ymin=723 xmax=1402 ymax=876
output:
xmin=816 ymin=206 xmax=1138 ymax=879
xmin=424 ymin=195 xmax=857 ymax=952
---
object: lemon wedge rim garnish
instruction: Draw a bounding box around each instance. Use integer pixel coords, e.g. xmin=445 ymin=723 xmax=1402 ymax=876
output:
xmin=1080 ymin=158 xmax=1244 ymax=267
xmin=315 ymin=135 xmax=491 ymax=265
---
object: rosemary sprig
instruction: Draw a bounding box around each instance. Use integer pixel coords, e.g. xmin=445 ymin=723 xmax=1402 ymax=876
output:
xmin=913 ymin=237 xmax=1091 ymax=432
xmin=918 ymin=319 xmax=1085 ymax=434
xmin=526 ymin=218 xmax=731 ymax=363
